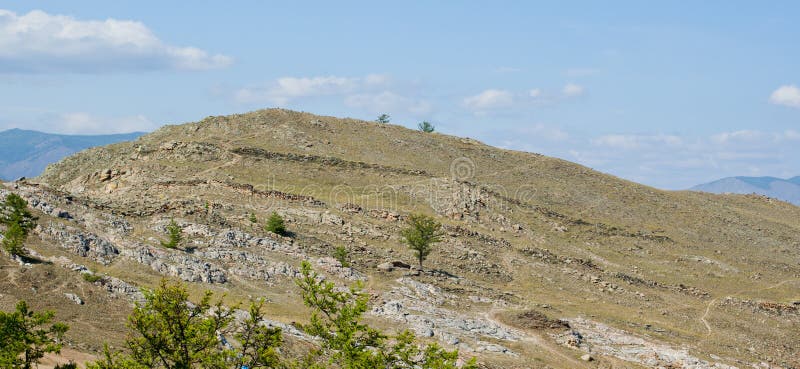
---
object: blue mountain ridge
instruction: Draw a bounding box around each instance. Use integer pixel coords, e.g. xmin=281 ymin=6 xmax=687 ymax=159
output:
xmin=0 ymin=128 xmax=144 ymax=180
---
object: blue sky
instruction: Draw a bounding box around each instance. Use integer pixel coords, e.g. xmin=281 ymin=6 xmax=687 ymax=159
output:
xmin=0 ymin=1 xmax=798 ymax=189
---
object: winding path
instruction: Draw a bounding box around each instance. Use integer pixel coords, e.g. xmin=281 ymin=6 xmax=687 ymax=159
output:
xmin=699 ymin=278 xmax=799 ymax=337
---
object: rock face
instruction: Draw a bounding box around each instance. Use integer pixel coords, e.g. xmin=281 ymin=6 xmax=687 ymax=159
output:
xmin=38 ymin=223 xmax=119 ymax=264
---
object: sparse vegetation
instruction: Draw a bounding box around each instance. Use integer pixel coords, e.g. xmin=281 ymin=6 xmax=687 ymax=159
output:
xmin=84 ymin=266 xmax=474 ymax=369
xmin=376 ymin=114 xmax=391 ymax=123
xmin=0 ymin=301 xmax=69 ymax=369
xmin=333 ymin=245 xmax=350 ymax=267
xmin=265 ymin=212 xmax=287 ymax=236
xmin=400 ymin=214 xmax=444 ymax=270
xmin=87 ymin=279 xmax=282 ymax=369
xmin=160 ymin=219 xmax=183 ymax=249
xmin=0 ymin=193 xmax=37 ymax=257
xmin=82 ymin=273 xmax=103 ymax=283
xmin=296 ymin=261 xmax=476 ymax=368
xmin=249 ymin=212 xmax=258 ymax=224
xmin=418 ymin=121 xmax=435 ymax=133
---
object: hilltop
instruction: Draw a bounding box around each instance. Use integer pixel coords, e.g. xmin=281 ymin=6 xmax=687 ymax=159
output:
xmin=1 ymin=109 xmax=798 ymax=368
xmin=0 ymin=128 xmax=144 ymax=180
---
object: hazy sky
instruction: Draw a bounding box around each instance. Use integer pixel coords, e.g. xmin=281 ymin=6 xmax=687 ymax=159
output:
xmin=0 ymin=1 xmax=798 ymax=189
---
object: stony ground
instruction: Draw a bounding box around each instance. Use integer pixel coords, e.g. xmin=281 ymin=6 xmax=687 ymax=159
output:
xmin=1 ymin=109 xmax=799 ymax=368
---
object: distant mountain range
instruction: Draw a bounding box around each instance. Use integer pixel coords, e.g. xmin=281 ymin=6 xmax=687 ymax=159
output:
xmin=0 ymin=128 xmax=144 ymax=180
xmin=691 ymin=176 xmax=800 ymax=205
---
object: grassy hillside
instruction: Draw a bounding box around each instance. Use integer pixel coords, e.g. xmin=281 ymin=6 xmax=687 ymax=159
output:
xmin=12 ymin=108 xmax=798 ymax=368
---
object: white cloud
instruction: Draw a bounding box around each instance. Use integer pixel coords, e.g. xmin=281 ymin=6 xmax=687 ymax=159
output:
xmin=0 ymin=9 xmax=231 ymax=73
xmin=782 ymin=130 xmax=800 ymax=141
xmin=769 ymin=85 xmax=800 ymax=108
xmin=591 ymin=134 xmax=682 ymax=150
xmin=344 ymin=91 xmax=432 ymax=115
xmin=463 ymin=89 xmax=513 ymax=110
xmin=710 ymin=130 xmax=766 ymax=144
xmin=54 ymin=112 xmax=157 ymax=134
xmin=529 ymin=88 xmax=543 ymax=98
xmin=522 ymin=124 xmax=569 ymax=141
xmin=234 ymin=74 xmax=390 ymax=106
xmin=562 ymin=83 xmax=585 ymax=98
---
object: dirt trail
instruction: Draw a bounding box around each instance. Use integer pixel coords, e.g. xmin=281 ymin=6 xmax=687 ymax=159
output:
xmin=700 ymin=278 xmax=799 ymax=337
xmin=485 ymin=309 xmax=584 ymax=368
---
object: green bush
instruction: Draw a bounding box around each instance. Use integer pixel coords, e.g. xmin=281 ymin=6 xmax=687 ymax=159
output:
xmin=265 ymin=212 xmax=287 ymax=236
xmin=82 ymin=273 xmax=103 ymax=283
xmin=376 ymin=114 xmax=391 ymax=123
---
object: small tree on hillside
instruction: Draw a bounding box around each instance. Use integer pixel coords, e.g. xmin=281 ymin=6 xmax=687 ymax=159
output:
xmin=265 ymin=212 xmax=287 ymax=236
xmin=0 ymin=301 xmax=69 ymax=369
xmin=418 ymin=121 xmax=435 ymax=133
xmin=2 ymin=222 xmax=27 ymax=257
xmin=160 ymin=219 xmax=183 ymax=249
xmin=376 ymin=114 xmax=391 ymax=124
xmin=0 ymin=193 xmax=38 ymax=233
xmin=333 ymin=245 xmax=350 ymax=268
xmin=400 ymin=214 xmax=444 ymax=270
xmin=0 ymin=193 xmax=38 ymax=257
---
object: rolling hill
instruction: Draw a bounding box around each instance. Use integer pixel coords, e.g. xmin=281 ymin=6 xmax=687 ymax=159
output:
xmin=1 ymin=109 xmax=798 ymax=368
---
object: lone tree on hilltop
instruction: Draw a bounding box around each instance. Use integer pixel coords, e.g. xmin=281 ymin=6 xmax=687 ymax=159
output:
xmin=265 ymin=212 xmax=287 ymax=236
xmin=400 ymin=214 xmax=444 ymax=270
xmin=0 ymin=193 xmax=37 ymax=257
xmin=0 ymin=301 xmax=69 ymax=369
xmin=418 ymin=121 xmax=435 ymax=133
xmin=376 ymin=114 xmax=391 ymax=124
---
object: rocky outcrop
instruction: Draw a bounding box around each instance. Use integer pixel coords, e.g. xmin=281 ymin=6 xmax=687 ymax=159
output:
xmin=555 ymin=318 xmax=738 ymax=369
xmin=125 ymin=246 xmax=227 ymax=284
xmin=37 ymin=222 xmax=119 ymax=264
xmin=371 ymin=278 xmax=521 ymax=355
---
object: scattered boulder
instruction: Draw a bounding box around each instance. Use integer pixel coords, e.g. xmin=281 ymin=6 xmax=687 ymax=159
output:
xmin=377 ymin=260 xmax=411 ymax=272
xmin=64 ymin=293 xmax=84 ymax=305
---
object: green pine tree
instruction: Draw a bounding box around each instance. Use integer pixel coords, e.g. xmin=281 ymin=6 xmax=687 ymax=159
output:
xmin=418 ymin=121 xmax=435 ymax=133
xmin=0 ymin=301 xmax=69 ymax=369
xmin=265 ymin=212 xmax=287 ymax=236
xmin=160 ymin=219 xmax=183 ymax=249
xmin=2 ymin=222 xmax=27 ymax=257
